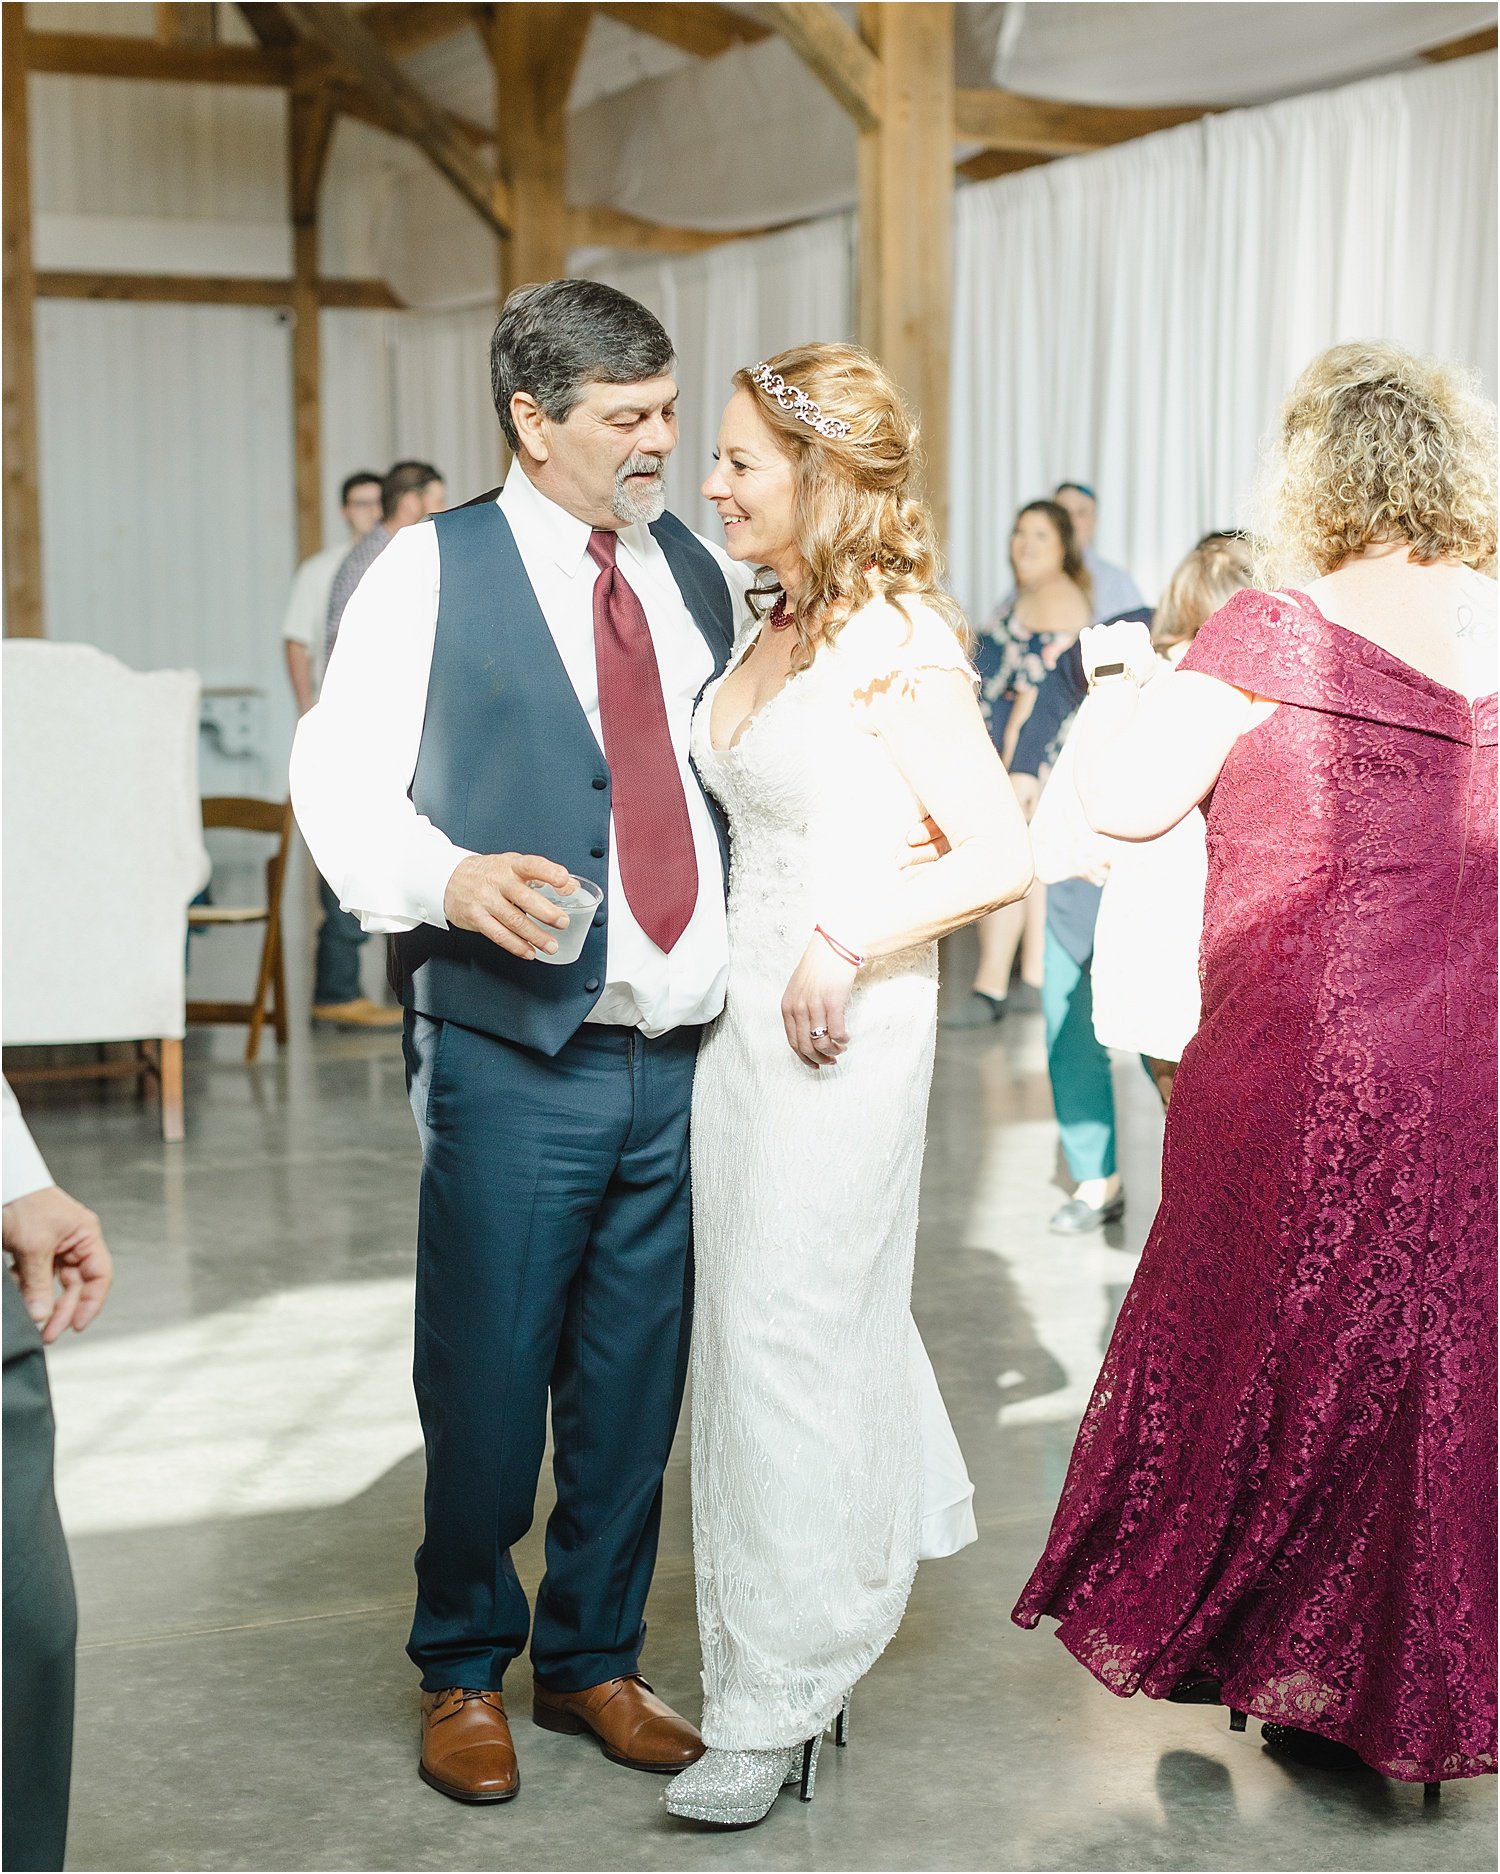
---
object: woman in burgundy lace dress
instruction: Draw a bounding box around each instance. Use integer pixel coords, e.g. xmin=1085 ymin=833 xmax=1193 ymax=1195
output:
xmin=1013 ymin=342 xmax=1497 ymax=1793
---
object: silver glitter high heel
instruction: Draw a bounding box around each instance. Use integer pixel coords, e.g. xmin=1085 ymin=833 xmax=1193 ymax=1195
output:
xmin=663 ymin=1735 xmax=823 ymax=1826
xmin=834 ymin=1691 xmax=851 ymax=1747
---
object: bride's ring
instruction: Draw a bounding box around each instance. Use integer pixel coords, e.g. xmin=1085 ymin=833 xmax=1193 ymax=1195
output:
xmin=809 ymin=1027 xmax=829 ymax=1039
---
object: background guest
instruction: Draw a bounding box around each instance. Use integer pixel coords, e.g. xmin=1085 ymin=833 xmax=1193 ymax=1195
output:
xmin=282 ymin=470 xmax=383 ymax=718
xmin=1054 ymin=481 xmax=1145 ymax=623
xmin=1088 ymin=534 xmax=1254 ymax=1107
xmin=3 ymin=1081 xmax=114 ymax=1873
xmin=323 ymin=460 xmax=447 ymax=664
xmin=313 ymin=460 xmax=446 ymax=1030
xmin=1022 ymin=533 xmax=1255 ymax=1237
xmin=947 ymin=500 xmax=1090 ymax=1027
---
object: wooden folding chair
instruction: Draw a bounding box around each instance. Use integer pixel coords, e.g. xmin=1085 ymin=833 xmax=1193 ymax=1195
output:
xmin=186 ymin=798 xmax=294 ymax=1063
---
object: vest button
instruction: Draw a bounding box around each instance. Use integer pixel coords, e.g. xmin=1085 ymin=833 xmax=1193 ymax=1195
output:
xmin=592 ymin=775 xmax=607 ymax=791
xmin=584 ymin=977 xmax=600 ymax=993
xmin=590 ymin=844 xmax=605 ymax=859
xmin=593 ymin=910 xmax=605 ymax=928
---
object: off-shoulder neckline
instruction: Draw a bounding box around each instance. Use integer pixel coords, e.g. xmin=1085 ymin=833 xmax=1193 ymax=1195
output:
xmin=1278 ymin=587 xmax=1496 ymax=708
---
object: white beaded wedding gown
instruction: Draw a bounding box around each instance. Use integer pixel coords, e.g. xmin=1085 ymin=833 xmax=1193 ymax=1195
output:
xmin=688 ymin=596 xmax=979 ymax=1753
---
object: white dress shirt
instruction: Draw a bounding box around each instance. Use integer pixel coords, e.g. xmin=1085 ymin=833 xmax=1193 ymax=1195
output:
xmin=1083 ymin=548 xmax=1146 ymax=624
xmin=290 ymin=462 xmax=753 ymax=1037
xmin=281 ymin=541 xmax=347 ymax=654
xmin=3 ymin=1080 xmax=53 ymax=1204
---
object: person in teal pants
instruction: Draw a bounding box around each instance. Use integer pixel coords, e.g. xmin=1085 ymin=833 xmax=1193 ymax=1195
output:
xmin=1041 ymin=879 xmax=1124 ymax=1234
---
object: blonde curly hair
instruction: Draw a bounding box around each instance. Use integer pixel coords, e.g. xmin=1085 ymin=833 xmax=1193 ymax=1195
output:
xmin=734 ymin=343 xmax=969 ymax=670
xmin=1151 ymin=532 xmax=1256 ymax=651
xmin=1257 ymin=340 xmax=1497 ymax=586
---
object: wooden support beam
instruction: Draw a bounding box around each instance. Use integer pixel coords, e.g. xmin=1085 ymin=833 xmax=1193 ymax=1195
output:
xmin=1421 ymin=24 xmax=1498 ymax=60
xmin=955 ymin=87 xmax=1207 ymax=156
xmin=596 ymin=3 xmax=768 ymax=59
xmin=24 ymin=30 xmax=292 ymax=83
xmin=280 ymin=4 xmax=511 ymax=234
xmin=857 ymin=3 xmax=954 ymax=543
xmin=490 ymin=4 xmax=592 ymax=294
xmin=35 ymin=272 xmax=406 ymax=309
xmin=328 ymin=77 xmax=492 ymax=149
xmin=759 ymin=2 xmax=880 ymax=131
xmin=3 ymin=9 xmax=43 ymax=637
xmin=957 ymin=150 xmax=1052 ymax=183
xmin=156 ymin=4 xmax=219 ymax=45
xmin=569 ymin=204 xmax=791 ymax=254
xmin=316 ymin=277 xmax=406 ymax=310
xmin=289 ymin=69 xmax=334 ymax=563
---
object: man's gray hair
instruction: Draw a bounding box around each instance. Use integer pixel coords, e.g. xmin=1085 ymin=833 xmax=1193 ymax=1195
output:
xmin=490 ymin=279 xmax=675 ymax=450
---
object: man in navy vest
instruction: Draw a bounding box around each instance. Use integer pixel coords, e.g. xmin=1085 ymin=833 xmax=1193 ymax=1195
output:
xmin=291 ymin=280 xmax=749 ymax=1803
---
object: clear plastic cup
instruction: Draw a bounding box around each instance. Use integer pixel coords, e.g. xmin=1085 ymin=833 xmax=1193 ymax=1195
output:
xmin=527 ymin=876 xmax=604 ymax=966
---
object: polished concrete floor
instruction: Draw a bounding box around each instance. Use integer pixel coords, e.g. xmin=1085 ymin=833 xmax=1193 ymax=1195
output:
xmin=21 ymin=877 xmax=1497 ymax=1872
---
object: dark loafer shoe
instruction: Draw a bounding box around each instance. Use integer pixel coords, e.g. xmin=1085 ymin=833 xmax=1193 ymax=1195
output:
xmin=532 ymin=1674 xmax=705 ymax=1772
xmin=1049 ymin=1192 xmax=1126 ymax=1235
xmin=420 ymin=1687 xmax=520 ymax=1803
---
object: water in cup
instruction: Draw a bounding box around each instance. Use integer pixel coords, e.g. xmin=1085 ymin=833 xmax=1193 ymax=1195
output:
xmin=528 ymin=877 xmax=604 ymax=966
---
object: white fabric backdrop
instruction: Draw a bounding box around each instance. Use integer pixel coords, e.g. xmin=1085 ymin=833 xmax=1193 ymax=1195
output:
xmin=949 ymin=53 xmax=1498 ymax=615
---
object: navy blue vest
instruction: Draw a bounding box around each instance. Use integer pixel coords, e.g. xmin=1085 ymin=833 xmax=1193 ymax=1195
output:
xmin=394 ymin=499 xmax=736 ymax=1056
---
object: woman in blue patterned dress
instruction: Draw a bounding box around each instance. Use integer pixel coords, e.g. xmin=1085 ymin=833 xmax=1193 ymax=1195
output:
xmin=950 ymin=500 xmax=1091 ymax=1026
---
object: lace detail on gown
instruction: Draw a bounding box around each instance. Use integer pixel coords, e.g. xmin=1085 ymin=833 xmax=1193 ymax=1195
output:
xmin=687 ymin=599 xmax=975 ymax=1751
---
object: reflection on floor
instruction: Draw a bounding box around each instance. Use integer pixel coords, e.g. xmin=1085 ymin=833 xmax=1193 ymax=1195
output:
xmin=25 ymin=915 xmax=1494 ymax=1873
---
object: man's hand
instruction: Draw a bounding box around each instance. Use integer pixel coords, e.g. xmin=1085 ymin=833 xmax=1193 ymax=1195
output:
xmin=444 ymin=853 xmax=578 ymax=960
xmin=3 ymin=1186 xmax=113 ymax=1343
xmin=900 ymin=814 xmax=951 ymax=870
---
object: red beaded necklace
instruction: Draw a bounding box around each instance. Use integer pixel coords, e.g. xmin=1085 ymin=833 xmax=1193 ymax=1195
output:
xmin=768 ymin=564 xmax=878 ymax=632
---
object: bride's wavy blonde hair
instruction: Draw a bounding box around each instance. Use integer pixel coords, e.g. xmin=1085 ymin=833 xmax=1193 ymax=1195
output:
xmin=734 ymin=343 xmax=969 ymax=671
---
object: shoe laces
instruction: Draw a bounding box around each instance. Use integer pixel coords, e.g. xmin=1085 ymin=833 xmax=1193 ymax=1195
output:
xmin=436 ymin=1687 xmax=504 ymax=1719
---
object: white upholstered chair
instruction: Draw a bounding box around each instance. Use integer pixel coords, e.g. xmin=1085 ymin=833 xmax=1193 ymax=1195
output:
xmin=2 ymin=641 xmax=210 ymax=1141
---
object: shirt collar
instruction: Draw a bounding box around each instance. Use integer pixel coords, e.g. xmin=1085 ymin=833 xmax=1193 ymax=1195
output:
xmin=500 ymin=461 xmax=655 ymax=577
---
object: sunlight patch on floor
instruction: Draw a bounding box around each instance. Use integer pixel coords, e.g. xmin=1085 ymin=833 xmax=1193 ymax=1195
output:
xmin=48 ymin=1279 xmax=420 ymax=1534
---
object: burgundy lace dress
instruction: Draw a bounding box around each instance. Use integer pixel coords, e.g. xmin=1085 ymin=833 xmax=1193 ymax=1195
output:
xmin=1013 ymin=588 xmax=1497 ymax=1785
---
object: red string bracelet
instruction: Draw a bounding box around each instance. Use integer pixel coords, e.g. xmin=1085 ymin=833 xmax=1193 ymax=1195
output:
xmin=815 ymin=924 xmax=865 ymax=968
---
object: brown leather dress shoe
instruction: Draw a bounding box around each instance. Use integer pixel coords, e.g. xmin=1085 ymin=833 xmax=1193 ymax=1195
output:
xmin=420 ymin=1688 xmax=520 ymax=1803
xmin=532 ymin=1675 xmax=705 ymax=1773
xmin=311 ymin=997 xmax=403 ymax=1030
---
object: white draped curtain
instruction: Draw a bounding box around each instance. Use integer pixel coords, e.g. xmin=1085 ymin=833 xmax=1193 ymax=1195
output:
xmin=948 ymin=53 xmax=1497 ymax=615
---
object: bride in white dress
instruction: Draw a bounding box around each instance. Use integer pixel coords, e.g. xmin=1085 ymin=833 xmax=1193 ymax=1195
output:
xmin=665 ymin=346 xmax=1033 ymax=1827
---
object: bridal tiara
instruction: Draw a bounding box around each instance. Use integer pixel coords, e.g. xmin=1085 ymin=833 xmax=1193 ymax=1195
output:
xmin=750 ymin=363 xmax=853 ymax=440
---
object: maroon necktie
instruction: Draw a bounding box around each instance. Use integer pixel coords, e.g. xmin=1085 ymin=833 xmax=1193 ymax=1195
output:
xmin=586 ymin=529 xmax=700 ymax=952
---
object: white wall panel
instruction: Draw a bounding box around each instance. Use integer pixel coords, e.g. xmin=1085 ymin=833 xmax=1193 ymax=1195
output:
xmin=35 ymin=300 xmax=299 ymax=794
xmin=31 ymin=74 xmax=285 ymax=223
xmin=318 ymin=310 xmax=396 ymax=543
xmin=388 ymin=308 xmax=506 ymax=507
xmin=30 ymin=79 xmax=389 ymax=285
xmin=27 ymin=4 xmax=155 ymax=34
